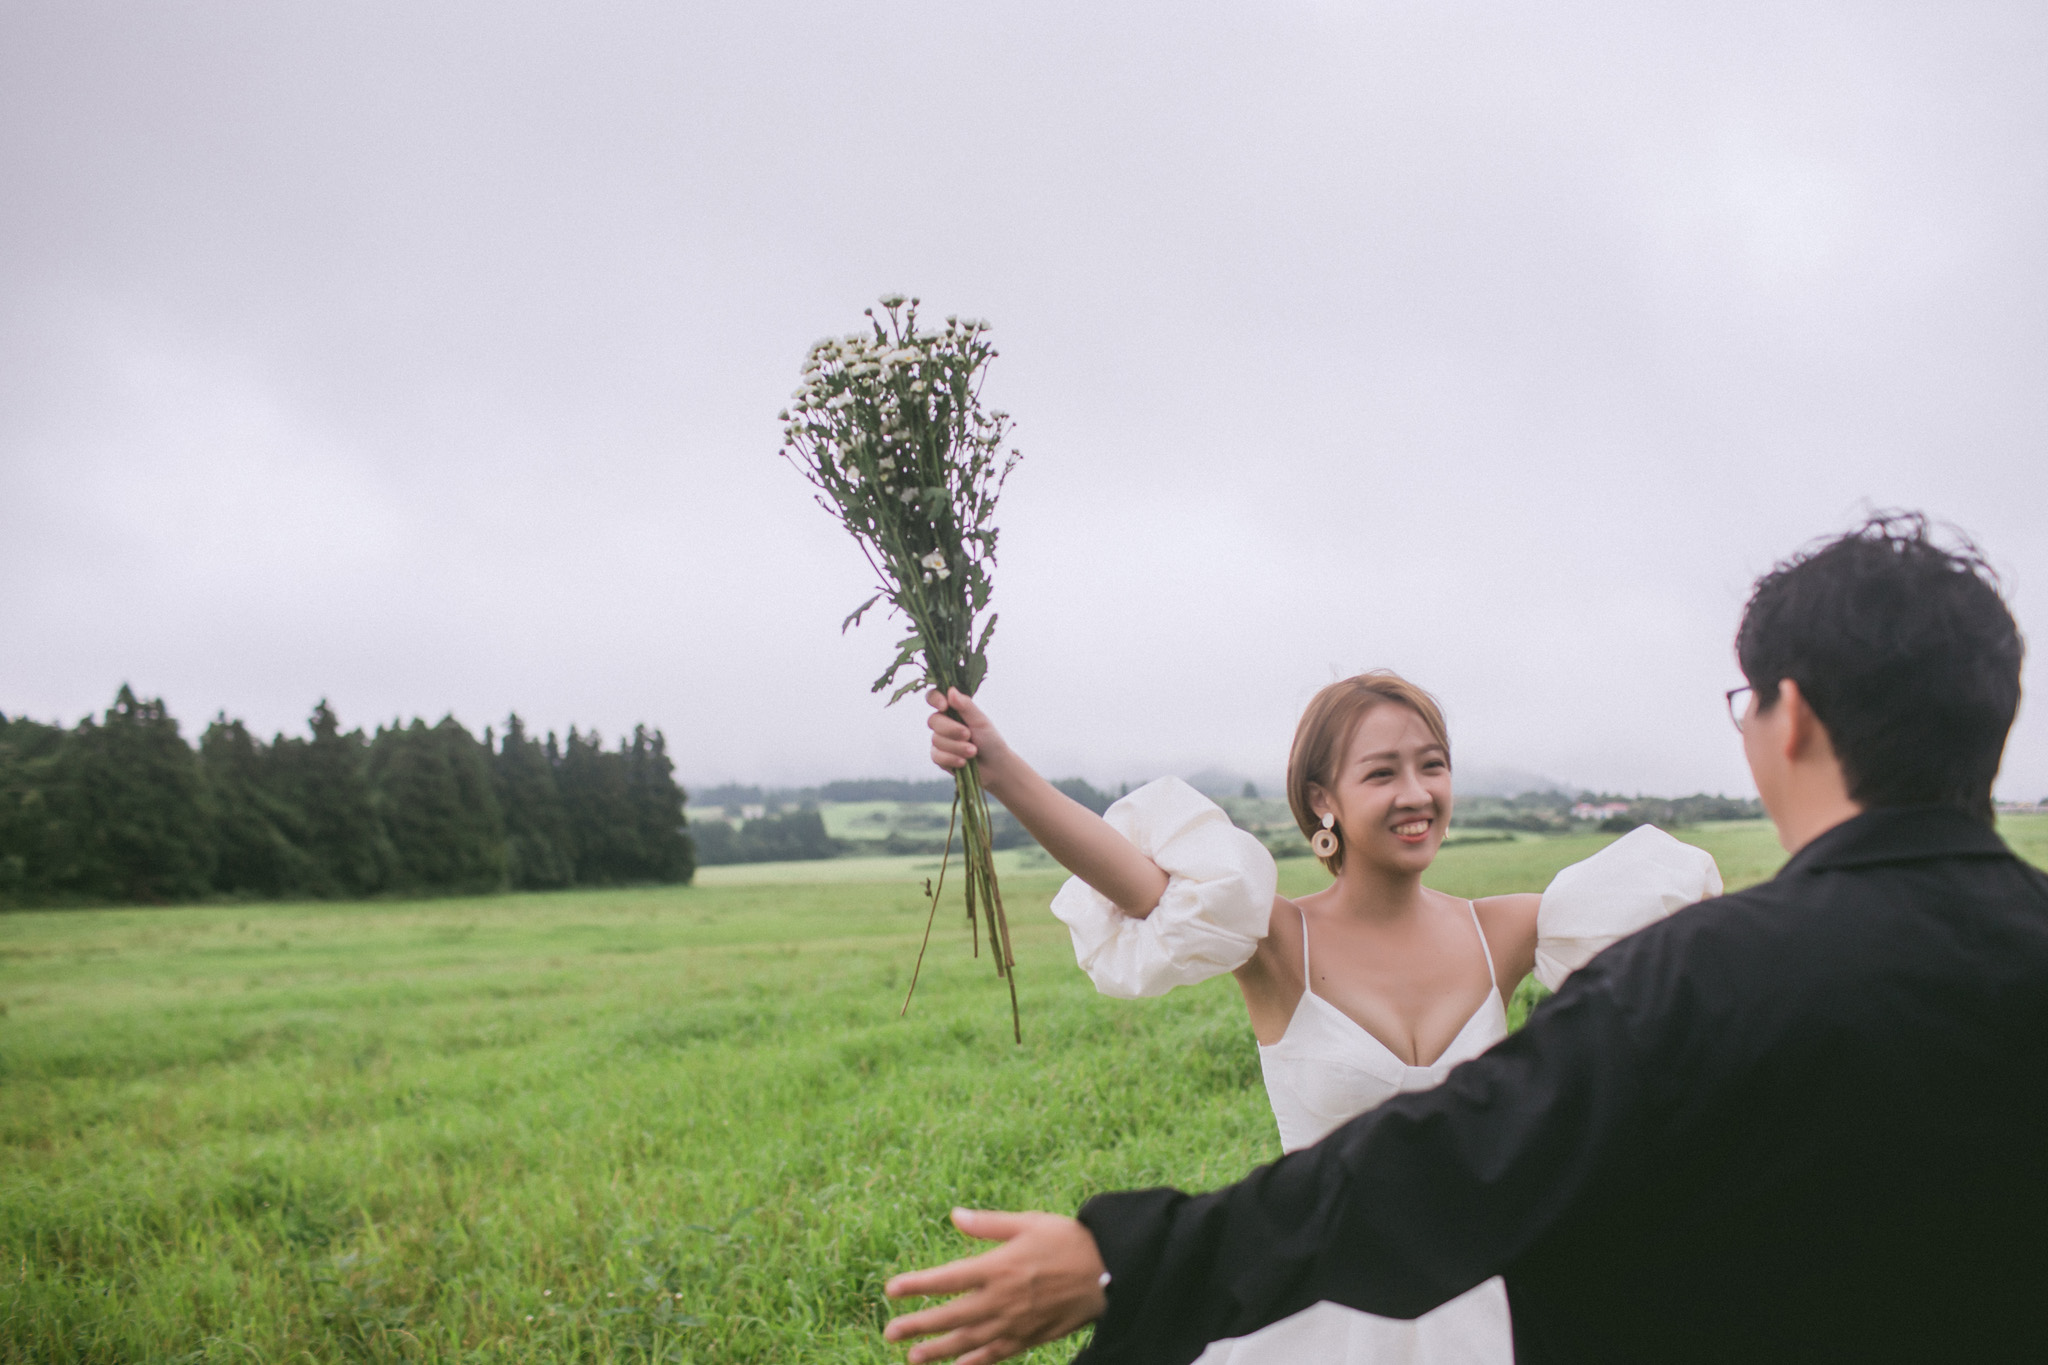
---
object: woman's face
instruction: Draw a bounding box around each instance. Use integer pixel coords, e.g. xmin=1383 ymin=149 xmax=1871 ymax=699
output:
xmin=1311 ymin=703 xmax=1454 ymax=876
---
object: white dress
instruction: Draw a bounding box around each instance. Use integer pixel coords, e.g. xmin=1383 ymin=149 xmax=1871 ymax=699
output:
xmin=1050 ymin=779 xmax=1725 ymax=1364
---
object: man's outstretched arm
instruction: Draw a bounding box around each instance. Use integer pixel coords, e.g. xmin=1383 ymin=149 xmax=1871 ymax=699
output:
xmin=883 ymin=975 xmax=1656 ymax=1365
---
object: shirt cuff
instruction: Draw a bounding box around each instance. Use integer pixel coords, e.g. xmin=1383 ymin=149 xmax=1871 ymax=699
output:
xmin=1073 ymin=1187 xmax=1189 ymax=1364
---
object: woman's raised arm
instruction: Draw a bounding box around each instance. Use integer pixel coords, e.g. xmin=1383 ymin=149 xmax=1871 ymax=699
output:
xmin=928 ymin=688 xmax=1170 ymax=918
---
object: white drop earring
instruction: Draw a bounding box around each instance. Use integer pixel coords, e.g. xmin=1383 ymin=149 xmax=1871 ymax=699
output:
xmin=1310 ymin=812 xmax=1340 ymax=859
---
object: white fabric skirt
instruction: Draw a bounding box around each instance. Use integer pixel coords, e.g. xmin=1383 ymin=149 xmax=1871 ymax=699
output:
xmin=1193 ymin=1277 xmax=1512 ymax=1365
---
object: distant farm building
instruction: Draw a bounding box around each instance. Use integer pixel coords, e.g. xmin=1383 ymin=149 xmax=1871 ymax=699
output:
xmin=1572 ymin=802 xmax=1632 ymax=821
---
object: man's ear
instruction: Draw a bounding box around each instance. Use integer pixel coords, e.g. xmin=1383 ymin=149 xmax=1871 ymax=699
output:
xmin=1778 ymin=680 xmax=1833 ymax=763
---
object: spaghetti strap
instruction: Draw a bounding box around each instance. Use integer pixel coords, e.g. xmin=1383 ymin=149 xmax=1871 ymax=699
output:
xmin=1467 ymin=900 xmax=1499 ymax=992
xmin=1299 ymin=902 xmax=1313 ymax=983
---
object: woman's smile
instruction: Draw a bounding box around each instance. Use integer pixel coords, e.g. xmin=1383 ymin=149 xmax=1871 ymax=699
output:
xmin=1391 ymin=814 xmax=1433 ymax=843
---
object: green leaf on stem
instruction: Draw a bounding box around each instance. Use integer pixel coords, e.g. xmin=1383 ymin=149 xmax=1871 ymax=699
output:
xmin=841 ymin=595 xmax=883 ymax=633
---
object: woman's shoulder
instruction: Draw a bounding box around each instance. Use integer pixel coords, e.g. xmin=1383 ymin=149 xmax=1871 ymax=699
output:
xmin=1462 ymin=891 xmax=1540 ymax=992
xmin=1236 ymin=895 xmax=1308 ymax=1041
xmin=1473 ymin=892 xmax=1541 ymax=939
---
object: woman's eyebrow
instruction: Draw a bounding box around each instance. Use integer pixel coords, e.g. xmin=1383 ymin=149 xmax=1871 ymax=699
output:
xmin=1351 ymin=745 xmax=1447 ymax=766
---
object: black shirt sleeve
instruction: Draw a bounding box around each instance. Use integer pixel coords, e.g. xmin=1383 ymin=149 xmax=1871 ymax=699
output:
xmin=1074 ymin=973 xmax=1660 ymax=1365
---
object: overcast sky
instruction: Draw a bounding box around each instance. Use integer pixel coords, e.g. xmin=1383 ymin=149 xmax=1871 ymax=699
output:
xmin=4 ymin=1 xmax=2044 ymax=802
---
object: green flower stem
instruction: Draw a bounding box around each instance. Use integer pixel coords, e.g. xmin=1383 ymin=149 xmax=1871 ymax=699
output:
xmin=899 ymin=754 xmax=1020 ymax=1043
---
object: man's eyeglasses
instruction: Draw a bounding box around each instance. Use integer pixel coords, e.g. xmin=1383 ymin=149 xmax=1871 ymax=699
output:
xmin=1725 ymin=686 xmax=1754 ymax=733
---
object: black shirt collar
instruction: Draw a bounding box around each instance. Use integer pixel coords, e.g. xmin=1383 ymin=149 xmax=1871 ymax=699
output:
xmin=1781 ymin=804 xmax=2012 ymax=876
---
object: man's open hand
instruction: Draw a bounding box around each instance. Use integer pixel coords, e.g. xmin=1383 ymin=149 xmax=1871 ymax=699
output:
xmin=883 ymin=1208 xmax=1109 ymax=1364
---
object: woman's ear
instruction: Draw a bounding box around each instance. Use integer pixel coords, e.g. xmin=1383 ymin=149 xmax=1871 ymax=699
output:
xmin=1307 ymin=785 xmax=1332 ymax=820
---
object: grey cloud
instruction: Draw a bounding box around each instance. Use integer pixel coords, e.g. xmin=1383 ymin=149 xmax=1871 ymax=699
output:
xmin=3 ymin=1 xmax=2043 ymax=799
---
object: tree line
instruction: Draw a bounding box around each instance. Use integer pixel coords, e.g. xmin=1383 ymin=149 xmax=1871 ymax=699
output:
xmin=692 ymin=777 xmax=960 ymax=812
xmin=0 ymin=687 xmax=693 ymax=907
xmin=1449 ymin=788 xmax=1762 ymax=833
xmin=687 ymin=779 xmax=1111 ymax=865
xmin=692 ymin=776 xmax=1117 ymax=817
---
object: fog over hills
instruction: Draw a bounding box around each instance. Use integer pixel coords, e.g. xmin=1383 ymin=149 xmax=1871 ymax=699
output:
xmin=687 ymin=762 xmax=1605 ymax=810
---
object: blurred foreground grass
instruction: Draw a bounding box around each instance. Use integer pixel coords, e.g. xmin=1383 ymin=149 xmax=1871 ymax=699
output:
xmin=3 ymin=817 xmax=2040 ymax=1363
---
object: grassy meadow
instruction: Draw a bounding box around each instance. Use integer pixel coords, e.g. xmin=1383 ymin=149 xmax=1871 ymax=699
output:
xmin=4 ymin=816 xmax=2042 ymax=1363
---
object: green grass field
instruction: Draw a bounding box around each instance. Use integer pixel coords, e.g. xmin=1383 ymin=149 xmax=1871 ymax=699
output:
xmin=3 ymin=817 xmax=2042 ymax=1363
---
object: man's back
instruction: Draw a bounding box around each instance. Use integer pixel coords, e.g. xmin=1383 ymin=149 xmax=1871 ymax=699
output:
xmin=1071 ymin=806 xmax=2048 ymax=1364
xmin=1506 ymin=805 xmax=2048 ymax=1360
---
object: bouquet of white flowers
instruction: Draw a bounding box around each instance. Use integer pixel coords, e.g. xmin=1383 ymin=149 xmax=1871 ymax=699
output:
xmin=780 ymin=295 xmax=1024 ymax=1040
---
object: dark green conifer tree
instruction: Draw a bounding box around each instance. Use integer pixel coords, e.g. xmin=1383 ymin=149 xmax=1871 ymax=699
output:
xmin=626 ymin=725 xmax=695 ymax=883
xmin=37 ymin=687 xmax=215 ymax=902
xmin=557 ymin=727 xmax=642 ymax=884
xmin=198 ymin=716 xmax=312 ymax=898
xmin=270 ymin=701 xmax=391 ymax=897
xmin=369 ymin=716 xmax=506 ymax=894
xmin=0 ymin=713 xmax=67 ymax=902
xmin=493 ymin=715 xmax=575 ymax=889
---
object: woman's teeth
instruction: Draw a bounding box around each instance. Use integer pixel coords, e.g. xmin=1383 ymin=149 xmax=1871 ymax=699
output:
xmin=1393 ymin=819 xmax=1431 ymax=838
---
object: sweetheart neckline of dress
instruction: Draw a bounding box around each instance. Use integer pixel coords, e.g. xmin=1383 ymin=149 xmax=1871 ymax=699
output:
xmin=1260 ymin=981 xmax=1506 ymax=1071
xmin=1259 ymin=898 xmax=1507 ymax=1071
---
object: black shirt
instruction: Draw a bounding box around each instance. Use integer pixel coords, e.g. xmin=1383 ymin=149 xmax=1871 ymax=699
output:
xmin=1076 ymin=806 xmax=2048 ymax=1364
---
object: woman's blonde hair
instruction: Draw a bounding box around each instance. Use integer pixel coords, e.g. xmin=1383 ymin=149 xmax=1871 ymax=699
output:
xmin=1286 ymin=670 xmax=1451 ymax=875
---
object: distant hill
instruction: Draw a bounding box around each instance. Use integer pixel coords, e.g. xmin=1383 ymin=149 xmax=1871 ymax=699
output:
xmin=1452 ymin=766 xmax=1570 ymax=798
xmin=691 ymin=764 xmax=1573 ymax=811
xmin=1180 ymin=768 xmax=1273 ymax=800
xmin=690 ymin=777 xmax=957 ymax=811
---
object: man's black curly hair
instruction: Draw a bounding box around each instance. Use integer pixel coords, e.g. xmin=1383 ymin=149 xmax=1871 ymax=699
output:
xmin=1736 ymin=512 xmax=2024 ymax=823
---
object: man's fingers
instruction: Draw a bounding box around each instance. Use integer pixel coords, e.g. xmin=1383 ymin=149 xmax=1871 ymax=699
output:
xmin=885 ymin=1250 xmax=992 ymax=1302
xmin=951 ymin=1207 xmax=1030 ymax=1241
xmin=884 ymin=1281 xmax=1004 ymax=1344
xmin=908 ymin=1323 xmax=1014 ymax=1365
xmin=902 ymin=1315 xmax=1007 ymax=1364
xmin=884 ymin=1300 xmax=973 ymax=1345
xmin=957 ymin=1341 xmax=1025 ymax=1365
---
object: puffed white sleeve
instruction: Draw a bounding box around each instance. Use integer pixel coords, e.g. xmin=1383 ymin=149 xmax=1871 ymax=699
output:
xmin=1047 ymin=777 xmax=1279 ymax=999
xmin=1533 ymin=824 xmax=1724 ymax=991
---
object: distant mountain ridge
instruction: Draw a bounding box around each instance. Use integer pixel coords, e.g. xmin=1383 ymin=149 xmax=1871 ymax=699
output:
xmin=1451 ymin=766 xmax=1571 ymax=798
xmin=691 ymin=763 xmax=1574 ymax=812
